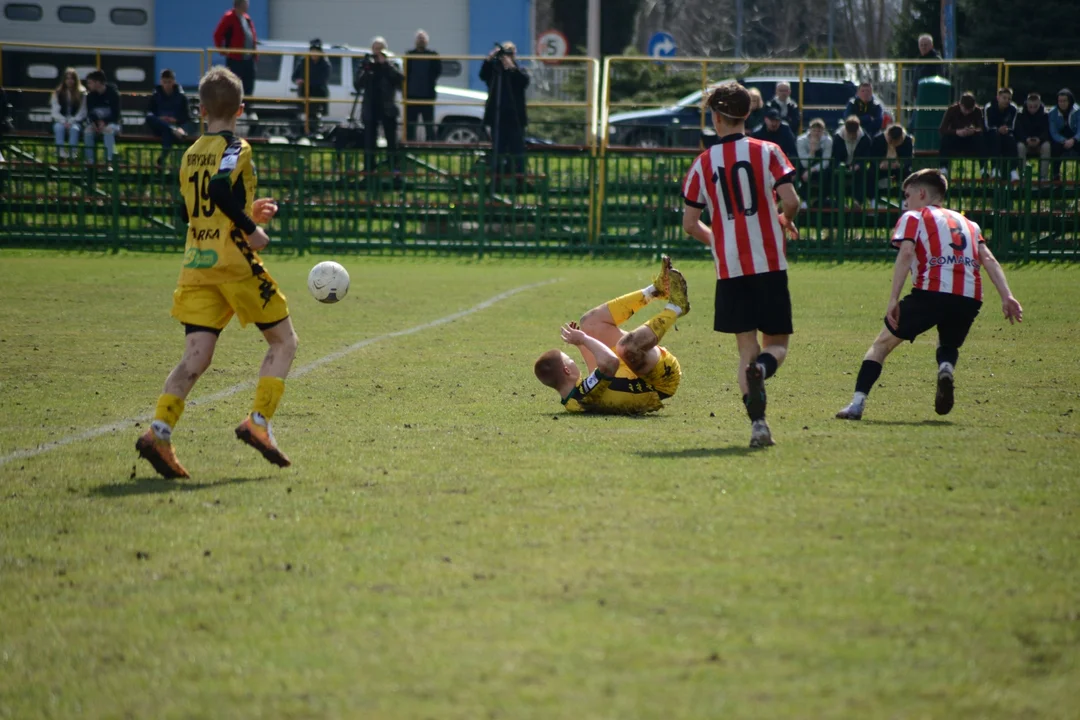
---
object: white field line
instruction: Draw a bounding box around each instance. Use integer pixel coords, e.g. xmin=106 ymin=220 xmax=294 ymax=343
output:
xmin=0 ymin=279 xmax=559 ymax=468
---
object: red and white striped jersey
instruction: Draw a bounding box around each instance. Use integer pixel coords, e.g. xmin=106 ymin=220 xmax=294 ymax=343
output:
xmin=891 ymin=206 xmax=986 ymax=301
xmin=682 ymin=135 xmax=796 ymax=279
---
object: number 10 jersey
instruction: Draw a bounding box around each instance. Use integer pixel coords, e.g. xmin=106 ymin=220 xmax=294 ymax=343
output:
xmin=681 ymin=134 xmax=795 ymax=280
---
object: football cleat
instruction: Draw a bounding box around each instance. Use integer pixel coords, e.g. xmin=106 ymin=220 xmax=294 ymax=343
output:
xmin=652 ymin=255 xmax=673 ymax=298
xmin=935 ymin=368 xmax=955 ymax=416
xmin=135 ymin=429 xmax=190 ymax=479
xmin=749 ymin=418 xmax=775 ymax=448
xmin=744 ymin=361 xmax=767 ymax=422
xmin=835 ymin=403 xmax=864 ymax=420
xmin=667 ymin=268 xmax=691 ymax=316
xmin=235 ymin=414 xmax=292 ymax=468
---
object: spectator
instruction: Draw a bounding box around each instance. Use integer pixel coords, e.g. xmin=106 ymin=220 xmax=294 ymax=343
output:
xmin=83 ymin=70 xmax=121 ymax=167
xmin=766 ymin=81 xmax=800 ymax=132
xmin=1048 ymin=88 xmax=1080 ymax=179
xmin=404 ymin=29 xmax=442 ymax=142
xmin=845 ymin=82 xmax=885 ymax=136
xmin=868 ymin=124 xmax=913 ymax=206
xmin=832 ymin=115 xmax=873 ymax=202
xmin=752 ymin=108 xmax=798 ymax=161
xmin=480 ymin=41 xmax=530 ymax=179
xmin=358 ymin=36 xmax=404 ymax=175
xmin=983 ymin=87 xmax=1018 ymax=180
xmin=213 ymin=0 xmax=258 ymax=112
xmin=0 ymin=86 xmax=11 ymax=166
xmin=145 ymin=69 xmax=190 ymax=166
xmin=292 ymin=38 xmax=331 ymax=122
xmin=914 ymin=34 xmax=945 ymax=83
xmin=50 ymin=67 xmax=86 ymax=160
xmin=795 ymin=117 xmax=832 ymax=202
xmin=745 ymin=87 xmax=765 ymax=132
xmin=938 ymin=92 xmax=984 ymax=174
xmin=1015 ymin=91 xmax=1051 ymax=181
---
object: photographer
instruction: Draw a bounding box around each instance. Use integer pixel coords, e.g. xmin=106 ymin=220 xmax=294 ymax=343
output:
xmin=480 ymin=41 xmax=529 ymax=180
xmin=293 ymin=38 xmax=332 ymax=122
xmin=357 ymin=36 xmax=404 ymax=175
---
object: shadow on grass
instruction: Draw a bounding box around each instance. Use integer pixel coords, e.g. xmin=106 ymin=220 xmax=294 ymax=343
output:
xmin=636 ymin=446 xmax=758 ymax=459
xmin=861 ymin=419 xmax=954 ymax=427
xmin=89 ymin=476 xmax=267 ymax=498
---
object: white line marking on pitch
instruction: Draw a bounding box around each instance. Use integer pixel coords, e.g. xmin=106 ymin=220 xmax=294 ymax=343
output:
xmin=0 ymin=279 xmax=559 ymax=468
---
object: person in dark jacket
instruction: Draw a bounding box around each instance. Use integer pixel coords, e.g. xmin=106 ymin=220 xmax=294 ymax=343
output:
xmin=983 ymin=87 xmax=1018 ymax=178
xmin=867 ymin=124 xmax=913 ymax=205
xmin=213 ymin=0 xmax=258 ymax=99
xmin=1048 ymin=88 xmax=1080 ymax=180
xmin=766 ymin=81 xmax=800 ymax=133
xmin=83 ymin=69 xmax=121 ymax=166
xmin=1015 ymin=92 xmax=1051 ymax=181
xmin=404 ymin=30 xmax=442 ymax=141
xmin=145 ymin=69 xmax=191 ymax=163
xmin=938 ymin=92 xmax=984 ymax=173
xmin=845 ymin=82 xmax=885 ymax=136
xmin=292 ymin=38 xmax=332 ymax=121
xmin=832 ymin=115 xmax=873 ymax=202
xmin=913 ymin=34 xmax=946 ymax=83
xmin=358 ymin=36 xmax=404 ymax=175
xmin=751 ymin=108 xmax=798 ymax=161
xmin=480 ymin=41 xmax=530 ymax=178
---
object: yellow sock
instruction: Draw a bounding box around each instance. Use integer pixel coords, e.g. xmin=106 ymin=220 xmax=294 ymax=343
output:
xmin=645 ymin=308 xmax=679 ymax=343
xmin=606 ymin=290 xmax=652 ymax=325
xmin=154 ymin=394 xmax=185 ymax=430
xmin=252 ymin=376 xmax=286 ymax=420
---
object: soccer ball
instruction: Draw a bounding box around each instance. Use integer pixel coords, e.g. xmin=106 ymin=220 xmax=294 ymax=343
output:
xmin=307 ymin=261 xmax=350 ymax=303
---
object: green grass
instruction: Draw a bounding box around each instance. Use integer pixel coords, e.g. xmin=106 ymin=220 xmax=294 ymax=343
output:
xmin=0 ymin=252 xmax=1078 ymax=718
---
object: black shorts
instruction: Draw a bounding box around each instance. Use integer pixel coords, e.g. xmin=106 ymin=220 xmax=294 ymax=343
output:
xmin=886 ymin=289 xmax=982 ymax=347
xmin=714 ymin=270 xmax=794 ymax=336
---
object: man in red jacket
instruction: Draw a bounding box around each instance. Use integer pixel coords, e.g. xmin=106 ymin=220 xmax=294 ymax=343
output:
xmin=213 ymin=0 xmax=258 ymax=101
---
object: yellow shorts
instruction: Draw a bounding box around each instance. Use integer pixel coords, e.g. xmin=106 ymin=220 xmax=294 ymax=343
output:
xmin=638 ymin=347 xmax=681 ymax=398
xmin=171 ymin=272 xmax=289 ymax=331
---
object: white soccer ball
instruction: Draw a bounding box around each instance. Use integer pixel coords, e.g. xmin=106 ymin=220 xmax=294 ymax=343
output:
xmin=307 ymin=261 xmax=350 ymax=303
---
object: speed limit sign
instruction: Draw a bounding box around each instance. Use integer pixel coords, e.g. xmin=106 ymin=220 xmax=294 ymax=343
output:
xmin=536 ymin=29 xmax=569 ymax=64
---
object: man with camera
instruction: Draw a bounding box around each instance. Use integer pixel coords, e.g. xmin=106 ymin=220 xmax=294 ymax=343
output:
xmin=357 ymin=36 xmax=404 ymax=175
xmin=480 ymin=41 xmax=530 ymax=180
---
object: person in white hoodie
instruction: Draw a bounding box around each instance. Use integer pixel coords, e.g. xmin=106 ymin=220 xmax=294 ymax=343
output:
xmin=50 ymin=67 xmax=87 ymax=159
xmin=796 ymin=118 xmax=833 ymax=205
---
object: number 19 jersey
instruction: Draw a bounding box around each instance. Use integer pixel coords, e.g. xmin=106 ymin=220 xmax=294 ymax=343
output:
xmin=178 ymin=131 xmax=260 ymax=286
xmin=682 ymin=135 xmax=795 ymax=279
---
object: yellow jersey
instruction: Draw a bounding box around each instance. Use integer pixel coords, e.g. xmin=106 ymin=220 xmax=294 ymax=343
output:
xmin=561 ymin=368 xmax=665 ymax=415
xmin=178 ymin=131 xmax=264 ymax=286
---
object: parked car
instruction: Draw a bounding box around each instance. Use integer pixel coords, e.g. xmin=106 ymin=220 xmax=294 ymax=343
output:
xmin=607 ymin=77 xmax=862 ymax=148
xmin=243 ymin=40 xmax=488 ymax=143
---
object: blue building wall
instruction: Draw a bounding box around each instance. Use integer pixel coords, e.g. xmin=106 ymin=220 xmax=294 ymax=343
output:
xmin=468 ymin=0 xmax=531 ymax=91
xmin=154 ymin=0 xmax=270 ymax=87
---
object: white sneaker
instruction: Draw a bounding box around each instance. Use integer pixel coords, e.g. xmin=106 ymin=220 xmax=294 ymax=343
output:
xmin=58 ymin=147 xmax=68 ymax=159
xmin=835 ymin=402 xmax=864 ymax=420
xmin=749 ymin=419 xmax=775 ymax=448
xmin=1010 ymin=169 xmax=1020 ymax=182
xmin=867 ymin=199 xmax=878 ymax=209
xmin=938 ymin=166 xmax=949 ymax=178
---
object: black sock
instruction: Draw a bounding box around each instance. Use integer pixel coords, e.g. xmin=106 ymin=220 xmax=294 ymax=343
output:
xmin=855 ymin=360 xmax=883 ymax=395
xmin=757 ymin=352 xmax=779 ymax=379
xmin=936 ymin=346 xmax=959 ymax=367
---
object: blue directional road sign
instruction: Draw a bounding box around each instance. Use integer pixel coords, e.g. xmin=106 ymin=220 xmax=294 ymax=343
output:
xmin=647 ymin=31 xmax=677 ymax=58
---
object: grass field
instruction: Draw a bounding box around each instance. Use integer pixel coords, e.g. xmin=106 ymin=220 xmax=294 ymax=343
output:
xmin=0 ymin=252 xmax=1078 ymax=719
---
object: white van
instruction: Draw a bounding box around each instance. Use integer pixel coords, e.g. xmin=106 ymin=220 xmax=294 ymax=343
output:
xmin=243 ymin=40 xmax=488 ymax=143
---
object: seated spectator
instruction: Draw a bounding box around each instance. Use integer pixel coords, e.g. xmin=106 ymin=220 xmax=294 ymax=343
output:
xmin=796 ymin=118 xmax=832 ymax=204
xmin=766 ymin=81 xmax=800 ymax=132
xmin=983 ymin=87 xmax=1018 ymax=180
xmin=83 ymin=70 xmax=121 ymax=167
xmin=832 ymin=115 xmax=873 ymax=202
xmin=845 ymin=82 xmax=885 ymax=136
xmin=1015 ymin=91 xmax=1051 ymax=181
xmin=0 ymin=86 xmax=11 ymax=165
xmin=752 ymin=108 xmax=798 ymax=161
xmin=292 ymin=38 xmax=332 ymax=122
xmin=913 ymin=34 xmax=945 ymax=83
xmin=145 ymin=69 xmax=190 ymax=166
xmin=1048 ymin=88 xmax=1079 ymax=179
xmin=938 ymin=92 xmax=984 ymax=174
xmin=51 ymin=67 xmax=86 ymax=160
xmin=868 ymin=124 xmax=913 ymax=206
xmin=746 ymin=87 xmax=765 ymax=133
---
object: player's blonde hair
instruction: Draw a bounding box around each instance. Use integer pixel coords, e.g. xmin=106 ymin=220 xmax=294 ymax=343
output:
xmin=533 ymin=349 xmax=567 ymax=389
xmin=199 ymin=66 xmax=244 ymax=121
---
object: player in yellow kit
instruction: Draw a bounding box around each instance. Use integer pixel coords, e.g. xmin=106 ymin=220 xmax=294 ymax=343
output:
xmin=533 ymin=255 xmax=690 ymax=414
xmin=136 ymin=66 xmax=298 ymax=479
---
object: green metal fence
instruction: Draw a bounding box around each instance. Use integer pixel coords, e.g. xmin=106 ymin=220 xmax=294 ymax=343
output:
xmin=2 ymin=138 xmax=1078 ymax=260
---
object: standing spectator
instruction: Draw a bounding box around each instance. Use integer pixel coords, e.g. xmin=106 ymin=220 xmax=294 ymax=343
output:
xmin=766 ymin=81 xmax=800 ymax=132
xmin=868 ymin=124 xmax=913 ymax=206
xmin=0 ymin=86 xmax=12 ymax=166
xmin=796 ymin=118 xmax=833 ymax=203
xmin=51 ymin=67 xmax=86 ymax=159
xmin=213 ymin=0 xmax=258 ymax=114
xmin=292 ymin=38 xmax=331 ymax=122
xmin=913 ymin=34 xmax=945 ymax=83
xmin=1048 ymin=88 xmax=1080 ymax=179
xmin=938 ymin=92 xmax=984 ymax=174
xmin=745 ymin=87 xmax=765 ymax=132
xmin=358 ymin=36 xmax=404 ymax=175
xmin=845 ymin=82 xmax=885 ymax=136
xmin=83 ymin=70 xmax=121 ymax=167
xmin=752 ymin=108 xmax=798 ymax=161
xmin=404 ymin=29 xmax=442 ymax=142
xmin=832 ymin=115 xmax=873 ymax=203
xmin=983 ymin=87 xmax=1018 ymax=180
xmin=145 ymin=69 xmax=190 ymax=166
xmin=1015 ymin=92 xmax=1051 ymax=181
xmin=480 ymin=41 xmax=530 ymax=180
